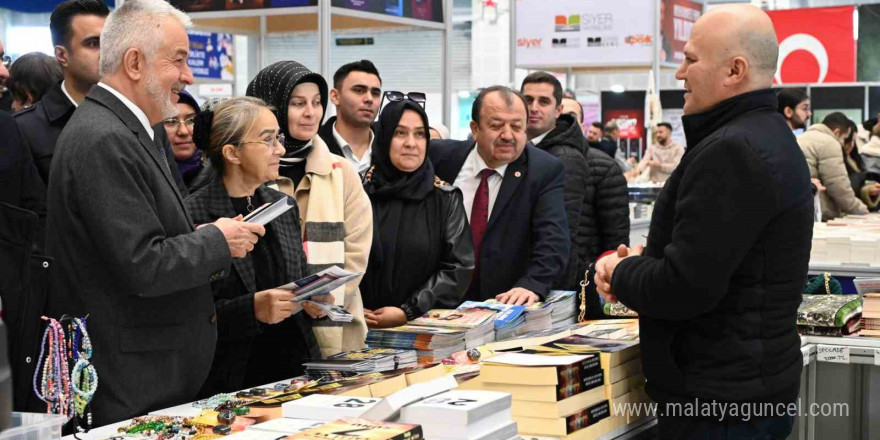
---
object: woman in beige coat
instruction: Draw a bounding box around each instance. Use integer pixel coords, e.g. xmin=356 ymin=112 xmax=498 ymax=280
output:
xmin=248 ymin=61 xmax=371 ymax=356
xmin=796 ymin=112 xmax=868 ymax=221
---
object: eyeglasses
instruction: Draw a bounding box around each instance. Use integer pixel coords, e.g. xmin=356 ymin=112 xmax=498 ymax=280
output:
xmin=380 ymin=91 xmax=427 ymax=112
xmin=1 ymin=55 xmax=11 ymax=69
xmin=235 ymin=133 xmax=286 ymax=149
xmin=162 ymin=115 xmax=197 ymax=129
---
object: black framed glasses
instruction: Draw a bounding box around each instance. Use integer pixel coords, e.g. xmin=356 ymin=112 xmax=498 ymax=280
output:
xmin=1 ymin=55 xmax=11 ymax=69
xmin=380 ymin=91 xmax=426 ymax=113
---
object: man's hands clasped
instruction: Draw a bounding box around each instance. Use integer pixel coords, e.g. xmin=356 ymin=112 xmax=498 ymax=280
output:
xmin=594 ymin=244 xmax=643 ymax=305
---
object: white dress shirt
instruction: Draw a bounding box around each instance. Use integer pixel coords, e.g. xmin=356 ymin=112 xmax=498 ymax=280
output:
xmin=333 ymin=122 xmax=373 ymax=175
xmin=97 ymin=82 xmax=154 ymax=141
xmin=61 ymin=80 xmax=78 ymax=108
xmin=530 ymin=128 xmax=553 ymax=146
xmin=454 ymin=145 xmax=508 ymax=221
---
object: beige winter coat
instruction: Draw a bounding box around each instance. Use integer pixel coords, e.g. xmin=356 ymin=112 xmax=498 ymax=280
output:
xmin=797 ymin=124 xmax=868 ymax=221
xmin=637 ymin=140 xmax=685 ymax=183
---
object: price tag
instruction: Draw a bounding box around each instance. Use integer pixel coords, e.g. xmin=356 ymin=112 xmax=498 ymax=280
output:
xmin=817 ymin=345 xmax=850 ymax=364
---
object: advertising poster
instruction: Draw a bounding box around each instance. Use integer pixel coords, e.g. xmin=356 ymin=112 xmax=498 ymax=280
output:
xmin=170 ymin=0 xmax=313 ymax=12
xmin=858 ymin=5 xmax=880 ymax=82
xmin=188 ymin=32 xmax=234 ymax=81
xmin=384 ymin=0 xmax=403 ymax=16
xmin=411 ymin=0 xmax=434 ymax=21
xmin=767 ymin=6 xmax=857 ymax=84
xmin=603 ymin=109 xmax=645 ymax=140
xmin=331 ymin=0 xmax=442 ymax=22
xmin=660 ymin=0 xmax=701 ymax=65
xmin=515 ymin=0 xmax=655 ymax=68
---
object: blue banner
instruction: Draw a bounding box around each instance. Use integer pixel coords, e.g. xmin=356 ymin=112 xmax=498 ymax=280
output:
xmin=187 ymin=31 xmax=234 ymax=80
xmin=2 ymin=0 xmax=115 ymax=13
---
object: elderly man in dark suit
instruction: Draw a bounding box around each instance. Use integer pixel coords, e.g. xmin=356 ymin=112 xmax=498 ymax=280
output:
xmin=46 ymin=0 xmax=265 ymax=425
xmin=429 ymin=86 xmax=569 ymax=306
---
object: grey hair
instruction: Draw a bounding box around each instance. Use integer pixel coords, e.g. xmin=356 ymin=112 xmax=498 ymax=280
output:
xmin=99 ymin=0 xmax=192 ymax=76
xmin=206 ymin=97 xmax=273 ymax=175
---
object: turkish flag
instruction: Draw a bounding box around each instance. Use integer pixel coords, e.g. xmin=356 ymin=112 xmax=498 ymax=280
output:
xmin=768 ymin=6 xmax=856 ymax=84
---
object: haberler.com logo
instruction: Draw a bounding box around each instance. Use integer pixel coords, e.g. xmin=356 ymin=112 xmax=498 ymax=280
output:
xmin=625 ymin=34 xmax=652 ymax=46
xmin=552 ymin=38 xmax=580 ymax=48
xmin=517 ymin=38 xmax=542 ymax=49
xmin=554 ymin=15 xmax=581 ymax=32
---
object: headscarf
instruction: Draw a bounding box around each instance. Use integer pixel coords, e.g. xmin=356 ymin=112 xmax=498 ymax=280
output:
xmin=246 ymin=61 xmax=328 ymax=162
xmin=367 ymin=100 xmax=435 ymax=201
xmin=174 ymin=90 xmax=203 ymax=181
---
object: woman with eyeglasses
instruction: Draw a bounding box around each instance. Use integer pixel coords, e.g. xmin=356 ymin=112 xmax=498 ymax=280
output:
xmin=360 ymin=99 xmax=474 ymax=328
xmin=184 ymin=97 xmax=332 ymax=396
xmin=163 ymin=90 xmax=203 ymax=188
xmin=247 ymin=61 xmax=372 ymax=356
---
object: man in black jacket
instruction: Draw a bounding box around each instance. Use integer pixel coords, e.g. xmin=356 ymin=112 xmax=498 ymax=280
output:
xmin=429 ymin=86 xmax=569 ymax=305
xmin=594 ymin=5 xmax=813 ymax=439
xmin=521 ymin=72 xmax=588 ymax=290
xmin=14 ymin=0 xmax=108 ymax=184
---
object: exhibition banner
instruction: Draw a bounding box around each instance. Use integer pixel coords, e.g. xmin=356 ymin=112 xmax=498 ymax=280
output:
xmin=331 ymin=0 xmax=444 ymax=23
xmin=188 ymin=32 xmax=235 ymax=81
xmin=660 ymin=0 xmax=702 ymax=65
xmin=170 ymin=0 xmax=315 ymax=12
xmin=603 ymin=109 xmax=645 ymax=140
xmin=858 ymin=5 xmax=880 ymax=82
xmin=767 ymin=6 xmax=857 ymax=84
xmin=515 ymin=0 xmax=656 ymax=68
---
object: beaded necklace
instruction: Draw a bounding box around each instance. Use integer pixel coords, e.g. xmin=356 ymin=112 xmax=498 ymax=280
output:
xmin=70 ymin=317 xmax=97 ymax=431
xmin=32 ymin=317 xmax=73 ymax=419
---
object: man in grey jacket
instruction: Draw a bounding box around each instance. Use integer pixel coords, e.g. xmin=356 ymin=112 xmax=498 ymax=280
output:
xmin=46 ymin=0 xmax=264 ymax=425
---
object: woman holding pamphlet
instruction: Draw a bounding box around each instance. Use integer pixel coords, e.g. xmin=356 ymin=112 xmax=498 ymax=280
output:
xmin=247 ymin=61 xmax=372 ymax=356
xmin=360 ymin=98 xmax=475 ymax=328
xmin=185 ymin=97 xmax=333 ymax=396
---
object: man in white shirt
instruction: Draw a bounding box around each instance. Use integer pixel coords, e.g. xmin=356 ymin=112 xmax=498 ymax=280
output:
xmin=429 ymin=86 xmax=570 ymax=306
xmin=45 ymin=0 xmax=265 ymax=425
xmin=14 ymin=0 xmax=108 ymax=184
xmin=318 ymin=59 xmax=382 ymax=175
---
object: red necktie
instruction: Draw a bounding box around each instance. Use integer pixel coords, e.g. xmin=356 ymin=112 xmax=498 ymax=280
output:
xmin=467 ymin=168 xmax=494 ymax=299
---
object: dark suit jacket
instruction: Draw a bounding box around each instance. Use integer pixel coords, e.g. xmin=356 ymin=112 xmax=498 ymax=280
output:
xmin=13 ymin=82 xmax=76 ymax=185
xmin=318 ymin=116 xmax=346 ymax=158
xmin=428 ymin=139 xmax=569 ymax=300
xmin=185 ymin=177 xmax=320 ymax=395
xmin=45 ymin=85 xmax=231 ymax=425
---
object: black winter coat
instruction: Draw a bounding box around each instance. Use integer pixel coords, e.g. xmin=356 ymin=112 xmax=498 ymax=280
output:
xmin=13 ymin=82 xmax=75 ymax=185
xmin=533 ymin=114 xmax=590 ymax=290
xmin=580 ymin=147 xmax=630 ymax=264
xmin=612 ymin=89 xmax=813 ymax=407
xmin=185 ymin=178 xmax=320 ymax=395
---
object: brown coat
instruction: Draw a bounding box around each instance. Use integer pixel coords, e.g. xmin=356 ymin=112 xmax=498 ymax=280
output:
xmin=798 ymin=124 xmax=868 ymax=220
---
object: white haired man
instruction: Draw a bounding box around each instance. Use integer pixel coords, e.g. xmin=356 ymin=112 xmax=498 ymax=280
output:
xmin=46 ymin=0 xmax=265 ymax=424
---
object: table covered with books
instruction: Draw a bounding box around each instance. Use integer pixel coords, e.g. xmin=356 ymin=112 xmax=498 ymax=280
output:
xmin=49 ymin=292 xmax=656 ymax=440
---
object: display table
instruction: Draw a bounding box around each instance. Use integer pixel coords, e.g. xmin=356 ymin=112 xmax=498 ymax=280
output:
xmin=630 ymin=218 xmax=650 ymax=248
xmin=807 ymin=262 xmax=880 ymax=278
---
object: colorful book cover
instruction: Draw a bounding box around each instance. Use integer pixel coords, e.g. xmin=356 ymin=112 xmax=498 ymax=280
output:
xmin=457 ymin=301 xmax=526 ymax=328
xmin=290 ymin=419 xmax=423 ymax=440
xmin=564 ymin=401 xmax=610 ymax=434
xmin=410 ymin=308 xmax=496 ymax=329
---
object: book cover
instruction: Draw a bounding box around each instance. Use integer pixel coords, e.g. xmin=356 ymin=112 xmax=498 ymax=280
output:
xmin=400 ymin=390 xmax=511 ymax=426
xmin=282 ymin=395 xmax=382 ymax=421
xmin=290 ymin=419 xmax=423 ymax=440
xmin=411 ymin=309 xmax=497 ymax=329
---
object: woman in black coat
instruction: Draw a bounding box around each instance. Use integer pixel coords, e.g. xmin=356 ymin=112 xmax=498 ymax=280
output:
xmin=360 ymin=99 xmax=475 ymax=328
xmin=184 ymin=97 xmax=332 ymax=396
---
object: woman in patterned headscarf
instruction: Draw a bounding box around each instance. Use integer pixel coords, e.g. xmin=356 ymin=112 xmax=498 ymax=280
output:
xmin=247 ymin=61 xmax=371 ymax=356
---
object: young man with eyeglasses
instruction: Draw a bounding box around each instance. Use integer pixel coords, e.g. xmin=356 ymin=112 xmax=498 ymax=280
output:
xmin=14 ymin=0 xmax=109 ymax=184
xmin=318 ymin=59 xmax=382 ymax=176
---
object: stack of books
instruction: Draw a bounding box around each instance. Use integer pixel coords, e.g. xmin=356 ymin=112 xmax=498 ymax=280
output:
xmin=409 ymin=308 xmax=498 ymax=349
xmin=459 ymin=352 xmax=616 ymax=439
xmin=366 ymin=325 xmax=468 ymax=363
xmin=288 ymin=419 xmax=423 ymax=440
xmin=547 ymin=290 xmax=579 ymax=328
xmin=528 ymin=335 xmax=648 ymax=426
xmin=457 ymin=301 xmax=526 ymax=341
xmin=399 ymin=390 xmax=518 ymax=440
xmin=861 ymin=293 xmax=880 ymax=337
xmin=303 ymin=348 xmax=417 ymax=379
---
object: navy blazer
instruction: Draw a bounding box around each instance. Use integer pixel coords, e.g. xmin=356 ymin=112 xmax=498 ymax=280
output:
xmin=428 ymin=139 xmax=570 ymax=300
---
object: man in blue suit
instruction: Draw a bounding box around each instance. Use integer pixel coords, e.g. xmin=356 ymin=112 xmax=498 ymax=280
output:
xmin=429 ymin=86 xmax=569 ymax=305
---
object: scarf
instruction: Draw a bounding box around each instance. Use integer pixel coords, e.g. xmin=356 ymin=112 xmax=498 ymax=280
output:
xmin=176 ymin=149 xmax=202 ymax=182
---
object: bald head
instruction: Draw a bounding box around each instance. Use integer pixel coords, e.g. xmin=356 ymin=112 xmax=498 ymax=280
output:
xmin=676 ymin=4 xmax=779 ymax=114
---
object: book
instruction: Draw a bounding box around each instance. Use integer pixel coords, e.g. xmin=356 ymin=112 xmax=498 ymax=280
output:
xmin=360 ymin=374 xmax=460 ymax=421
xmin=605 ymin=374 xmax=646 ymax=400
xmin=248 ymin=417 xmax=327 ymax=434
xmin=514 ymin=400 xmax=610 ymax=436
xmin=481 ymin=353 xmax=600 ymax=386
xmin=277 ymin=266 xmax=364 ymax=302
xmin=304 ymin=348 xmax=417 ymax=377
xmin=411 ymin=308 xmax=497 ymax=330
xmin=309 ymin=301 xmax=355 ymax=322
xmin=421 ymin=420 xmax=518 ymax=440
xmin=527 ymin=335 xmax=641 ymax=370
xmin=462 ymin=369 xmax=604 ymax=402
xmin=289 ymin=419 xmax=423 ymax=440
xmin=243 ymin=196 xmax=295 ymax=225
xmin=281 ymin=395 xmax=382 ymax=421
xmin=486 ymin=327 xmax=574 ymax=351
xmin=400 ymin=390 xmax=512 ymax=439
xmin=603 ymin=358 xmax=642 ymax=385
xmin=519 ymin=416 xmax=628 ymax=440
xmin=511 ymin=386 xmax=605 ymax=419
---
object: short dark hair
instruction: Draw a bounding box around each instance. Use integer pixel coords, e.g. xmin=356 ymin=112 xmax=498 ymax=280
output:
xmin=471 ymin=86 xmax=528 ymax=125
xmin=562 ymin=97 xmax=583 ymax=122
xmin=590 ymin=121 xmax=603 ymax=130
xmin=332 ymin=60 xmax=382 ymax=89
xmin=6 ymin=52 xmax=64 ymax=105
xmin=50 ymin=0 xmax=110 ymax=48
xmin=844 ymin=119 xmax=858 ymax=147
xmin=520 ymin=71 xmax=563 ymax=107
xmin=657 ymin=122 xmax=672 ymax=131
xmin=776 ymin=88 xmax=809 ymax=116
xmin=822 ymin=112 xmax=852 ymax=133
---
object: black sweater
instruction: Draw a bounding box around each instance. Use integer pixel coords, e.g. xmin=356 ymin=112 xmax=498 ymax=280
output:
xmin=612 ymin=89 xmax=813 ymax=407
